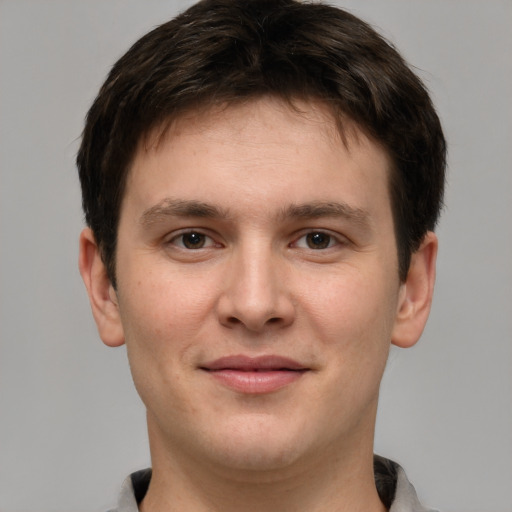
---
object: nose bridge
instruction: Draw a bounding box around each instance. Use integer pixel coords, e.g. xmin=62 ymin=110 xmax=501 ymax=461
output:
xmin=218 ymin=236 xmax=294 ymax=331
xmin=238 ymin=240 xmax=277 ymax=305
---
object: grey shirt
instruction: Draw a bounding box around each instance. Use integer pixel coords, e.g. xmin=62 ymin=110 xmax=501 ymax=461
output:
xmin=109 ymin=456 xmax=437 ymax=512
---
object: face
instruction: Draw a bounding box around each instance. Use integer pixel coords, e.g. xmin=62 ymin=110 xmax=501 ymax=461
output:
xmin=88 ymin=98 xmax=427 ymax=474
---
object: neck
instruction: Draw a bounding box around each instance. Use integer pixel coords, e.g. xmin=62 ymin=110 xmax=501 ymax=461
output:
xmin=140 ymin=418 xmax=386 ymax=512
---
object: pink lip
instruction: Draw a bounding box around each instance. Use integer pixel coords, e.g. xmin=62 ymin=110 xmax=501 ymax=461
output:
xmin=200 ymin=355 xmax=309 ymax=394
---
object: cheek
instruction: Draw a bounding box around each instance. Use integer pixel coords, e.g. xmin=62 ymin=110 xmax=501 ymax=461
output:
xmin=117 ymin=263 xmax=229 ymax=401
xmin=117 ymin=288 xmax=201 ymax=419
xmin=303 ymin=265 xmax=397 ymax=331
xmin=119 ymin=262 xmax=218 ymax=336
xmin=116 ymin=274 xmax=211 ymax=385
xmin=299 ymin=266 xmax=398 ymax=377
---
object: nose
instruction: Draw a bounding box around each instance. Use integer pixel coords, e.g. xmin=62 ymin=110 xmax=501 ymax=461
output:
xmin=216 ymin=243 xmax=295 ymax=333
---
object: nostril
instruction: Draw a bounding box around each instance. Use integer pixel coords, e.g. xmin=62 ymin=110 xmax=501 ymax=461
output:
xmin=224 ymin=315 xmax=282 ymax=329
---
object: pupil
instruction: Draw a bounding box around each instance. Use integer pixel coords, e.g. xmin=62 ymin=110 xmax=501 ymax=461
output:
xmin=183 ymin=232 xmax=204 ymax=249
xmin=307 ymin=232 xmax=330 ymax=249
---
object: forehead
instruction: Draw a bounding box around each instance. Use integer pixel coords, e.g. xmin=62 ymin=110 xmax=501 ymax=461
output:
xmin=143 ymin=97 xmax=381 ymax=162
xmin=125 ymin=97 xmax=392 ymax=222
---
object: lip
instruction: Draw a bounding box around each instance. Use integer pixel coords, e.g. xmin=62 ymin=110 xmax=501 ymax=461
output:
xmin=200 ymin=355 xmax=309 ymax=394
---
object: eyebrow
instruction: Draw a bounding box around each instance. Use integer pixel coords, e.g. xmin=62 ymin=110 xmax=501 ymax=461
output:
xmin=140 ymin=198 xmax=371 ymax=228
xmin=140 ymin=198 xmax=231 ymax=226
xmin=279 ymin=201 xmax=372 ymax=228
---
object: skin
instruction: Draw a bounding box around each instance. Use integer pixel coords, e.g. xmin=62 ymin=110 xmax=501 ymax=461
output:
xmin=80 ymin=97 xmax=437 ymax=512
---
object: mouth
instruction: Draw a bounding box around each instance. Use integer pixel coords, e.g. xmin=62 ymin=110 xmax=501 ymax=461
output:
xmin=200 ymin=355 xmax=309 ymax=394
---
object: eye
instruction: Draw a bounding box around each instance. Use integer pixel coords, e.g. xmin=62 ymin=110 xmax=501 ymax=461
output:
xmin=169 ymin=231 xmax=216 ymax=249
xmin=294 ymin=231 xmax=339 ymax=250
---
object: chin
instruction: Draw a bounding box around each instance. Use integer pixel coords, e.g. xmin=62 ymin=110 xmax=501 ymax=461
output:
xmin=210 ymin=441 xmax=304 ymax=474
xmin=198 ymin=414 xmax=317 ymax=473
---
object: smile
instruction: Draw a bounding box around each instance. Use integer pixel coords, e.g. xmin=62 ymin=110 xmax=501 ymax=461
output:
xmin=200 ymin=355 xmax=309 ymax=394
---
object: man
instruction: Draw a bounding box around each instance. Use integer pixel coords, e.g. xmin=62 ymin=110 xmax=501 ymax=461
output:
xmin=77 ymin=1 xmax=446 ymax=510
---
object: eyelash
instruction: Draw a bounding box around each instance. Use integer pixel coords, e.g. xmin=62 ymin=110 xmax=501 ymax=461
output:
xmin=167 ymin=230 xmax=218 ymax=250
xmin=167 ymin=230 xmax=345 ymax=252
xmin=291 ymin=230 xmax=344 ymax=250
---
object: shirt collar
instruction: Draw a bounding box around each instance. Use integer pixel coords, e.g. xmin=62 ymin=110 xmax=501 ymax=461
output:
xmin=112 ymin=456 xmax=436 ymax=512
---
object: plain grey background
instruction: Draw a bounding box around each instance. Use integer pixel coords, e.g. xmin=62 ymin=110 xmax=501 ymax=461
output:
xmin=1 ymin=1 xmax=511 ymax=511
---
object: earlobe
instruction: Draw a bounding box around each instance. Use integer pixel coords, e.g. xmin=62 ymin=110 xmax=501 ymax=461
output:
xmin=391 ymin=231 xmax=438 ymax=348
xmin=78 ymin=228 xmax=125 ymax=347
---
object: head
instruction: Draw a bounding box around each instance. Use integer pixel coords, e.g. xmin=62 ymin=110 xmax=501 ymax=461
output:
xmin=77 ymin=0 xmax=446 ymax=288
xmin=78 ymin=0 xmax=445 ymax=488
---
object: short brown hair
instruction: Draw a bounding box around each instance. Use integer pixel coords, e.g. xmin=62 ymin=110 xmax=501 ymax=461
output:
xmin=77 ymin=0 xmax=446 ymax=286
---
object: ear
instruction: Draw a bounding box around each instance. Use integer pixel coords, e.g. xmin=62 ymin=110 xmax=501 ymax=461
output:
xmin=391 ymin=231 xmax=438 ymax=348
xmin=78 ymin=228 xmax=125 ymax=347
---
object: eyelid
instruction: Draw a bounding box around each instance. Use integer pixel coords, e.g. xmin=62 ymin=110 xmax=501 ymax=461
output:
xmin=290 ymin=229 xmax=348 ymax=250
xmin=166 ymin=229 xmax=221 ymax=249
